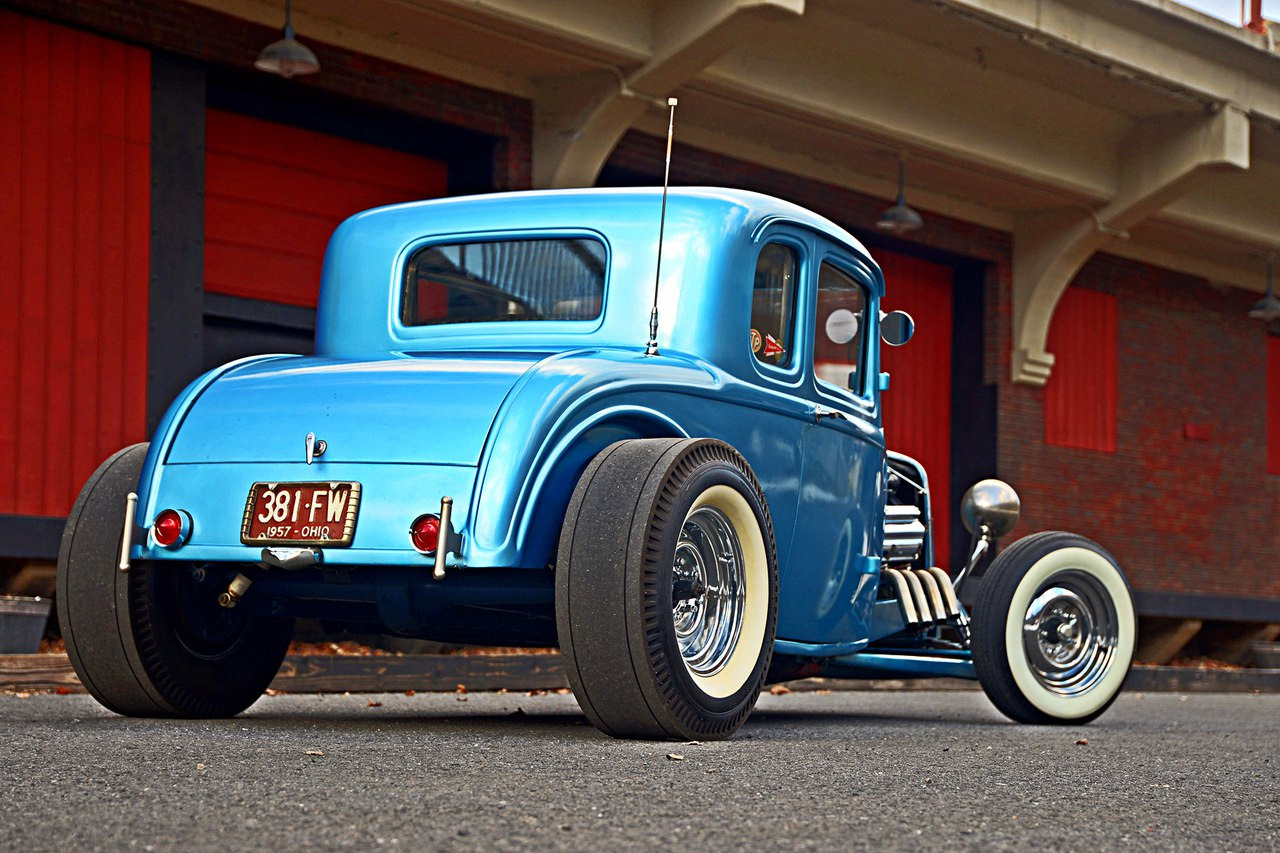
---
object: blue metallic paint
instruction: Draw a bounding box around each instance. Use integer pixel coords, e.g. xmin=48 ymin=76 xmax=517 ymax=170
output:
xmin=133 ymin=187 xmax=968 ymax=679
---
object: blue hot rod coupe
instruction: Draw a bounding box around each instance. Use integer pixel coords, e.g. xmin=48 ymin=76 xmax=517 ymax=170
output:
xmin=57 ymin=187 xmax=1136 ymax=739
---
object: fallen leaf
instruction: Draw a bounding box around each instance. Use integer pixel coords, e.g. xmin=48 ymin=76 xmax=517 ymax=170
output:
xmin=769 ymin=685 xmax=791 ymax=695
xmin=527 ymin=689 xmax=548 ymax=697
xmin=367 ymin=701 xmax=383 ymax=708
xmin=305 ymin=749 xmax=325 ymax=757
xmin=814 ymin=689 xmax=833 ymax=696
xmin=1075 ymin=738 xmax=1089 ymax=746
xmin=55 ymin=687 xmax=74 ymax=695
xmin=455 ymin=684 xmax=468 ymax=694
xmin=554 ymin=688 xmax=572 ymax=695
xmin=196 ymin=763 xmax=206 ymax=770
xmin=404 ymin=690 xmax=416 ymax=697
xmin=666 ymin=753 xmax=685 ymax=761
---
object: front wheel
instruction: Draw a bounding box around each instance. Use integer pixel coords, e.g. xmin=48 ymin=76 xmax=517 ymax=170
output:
xmin=555 ymin=439 xmax=778 ymax=740
xmin=971 ymin=531 xmax=1136 ymax=724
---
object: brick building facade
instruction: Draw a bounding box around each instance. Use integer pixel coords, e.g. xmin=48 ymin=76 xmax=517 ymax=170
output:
xmin=1 ymin=0 xmax=1276 ymax=654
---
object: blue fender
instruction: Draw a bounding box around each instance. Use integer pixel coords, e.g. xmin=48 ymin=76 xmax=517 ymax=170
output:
xmin=465 ymin=348 xmax=718 ymax=568
xmin=136 ymin=354 xmax=294 ymax=523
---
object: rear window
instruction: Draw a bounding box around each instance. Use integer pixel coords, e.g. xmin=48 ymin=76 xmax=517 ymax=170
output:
xmin=402 ymin=237 xmax=606 ymax=326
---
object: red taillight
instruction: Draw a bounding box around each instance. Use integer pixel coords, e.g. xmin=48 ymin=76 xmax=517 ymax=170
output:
xmin=152 ymin=509 xmax=188 ymax=548
xmin=410 ymin=514 xmax=441 ymax=554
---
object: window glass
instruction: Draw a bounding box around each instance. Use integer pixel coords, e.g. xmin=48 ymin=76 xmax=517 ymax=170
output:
xmin=402 ymin=238 xmax=605 ymax=326
xmin=750 ymin=243 xmax=797 ymax=368
xmin=814 ymin=261 xmax=868 ymax=393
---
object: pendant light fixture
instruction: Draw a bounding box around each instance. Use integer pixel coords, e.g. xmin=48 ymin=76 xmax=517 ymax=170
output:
xmin=1248 ymin=255 xmax=1280 ymax=326
xmin=255 ymin=0 xmax=320 ymax=79
xmin=875 ymin=157 xmax=924 ymax=235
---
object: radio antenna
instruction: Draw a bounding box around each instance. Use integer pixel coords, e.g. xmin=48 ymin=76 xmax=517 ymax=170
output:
xmin=645 ymin=97 xmax=678 ymax=357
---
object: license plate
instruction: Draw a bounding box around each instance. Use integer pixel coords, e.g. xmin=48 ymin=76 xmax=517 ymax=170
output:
xmin=240 ymin=482 xmax=361 ymax=546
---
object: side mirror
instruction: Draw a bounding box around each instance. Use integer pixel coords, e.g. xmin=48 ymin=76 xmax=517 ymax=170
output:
xmin=880 ymin=310 xmax=914 ymax=346
xmin=960 ymin=479 xmax=1021 ymax=540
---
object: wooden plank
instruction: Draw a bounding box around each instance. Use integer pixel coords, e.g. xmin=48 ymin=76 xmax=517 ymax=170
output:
xmin=1123 ymin=665 xmax=1280 ymax=694
xmin=270 ymin=654 xmax=569 ymax=693
xmin=1135 ymin=617 xmax=1203 ymax=665
xmin=5 ymin=654 xmax=1279 ymax=695
xmin=0 ymin=653 xmax=82 ymax=691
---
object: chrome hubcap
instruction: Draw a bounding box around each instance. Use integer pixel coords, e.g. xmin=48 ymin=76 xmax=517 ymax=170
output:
xmin=1022 ymin=572 xmax=1118 ymax=696
xmin=672 ymin=505 xmax=745 ymax=678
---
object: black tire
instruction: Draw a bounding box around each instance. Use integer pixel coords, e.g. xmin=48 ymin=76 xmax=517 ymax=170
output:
xmin=57 ymin=444 xmax=293 ymax=717
xmin=971 ymin=531 xmax=1136 ymax=725
xmin=556 ymin=438 xmax=778 ymax=740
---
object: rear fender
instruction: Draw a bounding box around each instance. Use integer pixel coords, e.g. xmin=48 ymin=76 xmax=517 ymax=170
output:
xmin=467 ymin=352 xmax=714 ymax=568
xmin=516 ymin=408 xmax=689 ymax=568
xmin=135 ymin=354 xmax=294 ymax=532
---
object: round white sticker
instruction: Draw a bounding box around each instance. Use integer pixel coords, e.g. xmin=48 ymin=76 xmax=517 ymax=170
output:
xmin=825 ymin=309 xmax=859 ymax=345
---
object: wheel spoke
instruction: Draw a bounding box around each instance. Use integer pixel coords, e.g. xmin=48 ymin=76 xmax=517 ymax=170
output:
xmin=673 ymin=505 xmax=746 ymax=678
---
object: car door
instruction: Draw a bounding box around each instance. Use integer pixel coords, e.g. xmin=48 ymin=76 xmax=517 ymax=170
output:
xmin=777 ymin=250 xmax=887 ymax=646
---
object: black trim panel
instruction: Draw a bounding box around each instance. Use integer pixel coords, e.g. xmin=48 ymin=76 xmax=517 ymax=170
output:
xmin=0 ymin=515 xmax=65 ymax=560
xmin=1134 ymin=590 xmax=1280 ymax=623
xmin=148 ymin=53 xmax=207 ymax=433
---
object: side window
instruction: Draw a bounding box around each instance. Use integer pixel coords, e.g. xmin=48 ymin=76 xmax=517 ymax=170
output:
xmin=750 ymin=243 xmax=797 ymax=368
xmin=815 ymin=261 xmax=868 ymax=394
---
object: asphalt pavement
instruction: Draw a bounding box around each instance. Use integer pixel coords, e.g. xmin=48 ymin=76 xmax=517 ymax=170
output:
xmin=2 ymin=689 xmax=1277 ymax=851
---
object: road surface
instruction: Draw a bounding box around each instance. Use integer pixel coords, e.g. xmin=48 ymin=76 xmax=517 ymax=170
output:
xmin=2 ymin=689 xmax=1277 ymax=850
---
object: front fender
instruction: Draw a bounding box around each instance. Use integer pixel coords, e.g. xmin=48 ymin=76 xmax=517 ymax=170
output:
xmin=467 ymin=349 xmax=716 ymax=568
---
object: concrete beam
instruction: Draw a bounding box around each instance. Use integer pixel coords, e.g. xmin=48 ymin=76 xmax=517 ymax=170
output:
xmin=532 ymin=0 xmax=803 ymax=189
xmin=1011 ymin=105 xmax=1249 ymax=385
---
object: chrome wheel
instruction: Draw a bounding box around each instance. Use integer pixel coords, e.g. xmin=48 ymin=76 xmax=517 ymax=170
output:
xmin=556 ymin=438 xmax=777 ymax=740
xmin=672 ymin=505 xmax=746 ymax=678
xmin=1022 ymin=572 xmax=1119 ymax=697
xmin=972 ymin=532 xmax=1135 ymax=724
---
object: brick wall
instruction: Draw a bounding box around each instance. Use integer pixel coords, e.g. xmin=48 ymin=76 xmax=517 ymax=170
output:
xmin=1000 ymin=255 xmax=1279 ymax=600
xmin=609 ymin=131 xmax=1277 ymax=604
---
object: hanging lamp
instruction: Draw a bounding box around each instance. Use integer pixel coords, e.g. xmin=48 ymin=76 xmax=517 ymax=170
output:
xmin=254 ymin=0 xmax=320 ymax=78
xmin=875 ymin=157 xmax=924 ymax=235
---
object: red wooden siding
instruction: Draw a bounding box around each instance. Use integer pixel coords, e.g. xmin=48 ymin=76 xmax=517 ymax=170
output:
xmin=205 ymin=109 xmax=448 ymax=307
xmin=1269 ymin=336 xmax=1280 ymax=476
xmin=0 ymin=12 xmax=150 ymax=517
xmin=1045 ymin=287 xmax=1118 ymax=452
xmin=879 ymin=253 xmax=954 ymax=569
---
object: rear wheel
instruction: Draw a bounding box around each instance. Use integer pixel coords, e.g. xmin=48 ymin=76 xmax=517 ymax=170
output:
xmin=556 ymin=438 xmax=778 ymax=740
xmin=57 ymin=444 xmax=292 ymax=717
xmin=971 ymin=531 xmax=1135 ymax=724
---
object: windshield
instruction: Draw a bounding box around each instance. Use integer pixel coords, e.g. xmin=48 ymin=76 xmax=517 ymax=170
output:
xmin=401 ymin=237 xmax=606 ymax=326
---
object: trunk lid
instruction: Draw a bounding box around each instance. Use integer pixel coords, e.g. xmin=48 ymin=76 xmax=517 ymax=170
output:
xmin=166 ymin=353 xmax=539 ymax=465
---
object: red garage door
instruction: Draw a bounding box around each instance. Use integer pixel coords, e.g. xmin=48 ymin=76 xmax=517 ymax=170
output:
xmin=205 ymin=109 xmax=448 ymax=307
xmin=879 ymin=252 xmax=954 ymax=569
xmin=0 ymin=12 xmax=150 ymax=516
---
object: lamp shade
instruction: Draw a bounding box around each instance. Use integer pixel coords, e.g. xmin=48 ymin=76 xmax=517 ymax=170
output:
xmin=876 ymin=159 xmax=923 ymax=235
xmin=875 ymin=199 xmax=924 ymax=235
xmin=254 ymin=31 xmax=320 ymax=78
xmin=1248 ymin=290 xmax=1280 ymax=323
